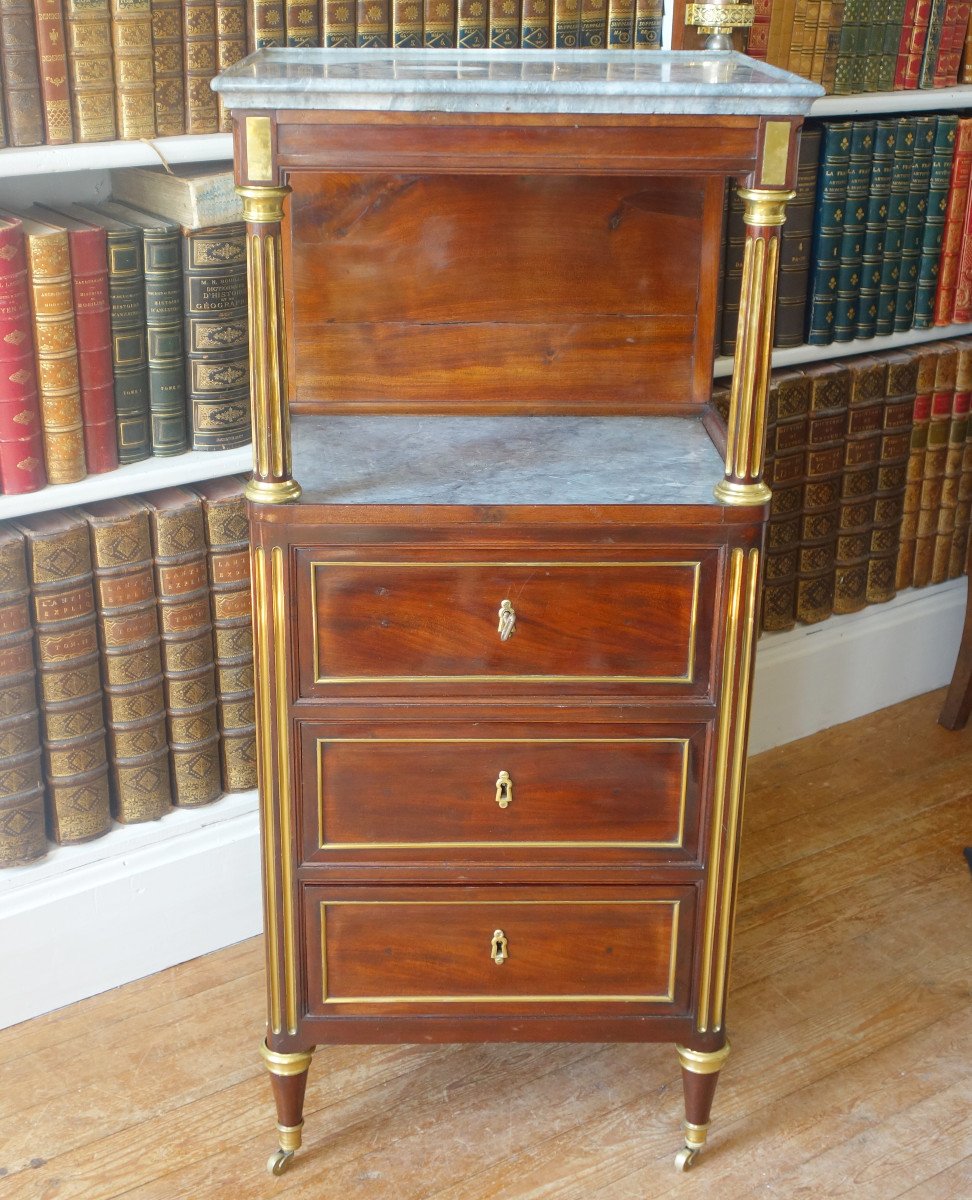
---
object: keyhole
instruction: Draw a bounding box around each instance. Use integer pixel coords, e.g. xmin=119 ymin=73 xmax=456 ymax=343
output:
xmin=490 ymin=929 xmax=508 ymax=964
xmin=495 ymin=770 xmax=512 ymax=809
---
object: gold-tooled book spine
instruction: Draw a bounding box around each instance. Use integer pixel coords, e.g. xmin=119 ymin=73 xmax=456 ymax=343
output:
xmin=194 ymin=477 xmax=256 ymax=792
xmin=0 ymin=526 xmax=46 ymax=866
xmin=15 ymin=512 xmax=111 ymax=846
xmin=215 ymin=0 xmax=246 ymax=131
xmin=552 ymin=0 xmax=579 ymax=45
xmin=931 ymin=341 xmax=972 ymax=584
xmin=150 ymin=0 xmax=185 ymax=137
xmin=183 ymin=0 xmax=219 ymax=135
xmin=286 ymin=0 xmax=320 ymax=44
xmin=896 ymin=346 xmax=939 ymax=590
xmin=110 ymin=0 xmax=156 ymax=139
xmin=247 ymin=0 xmax=286 ymax=50
xmin=913 ymin=344 xmax=958 ymax=587
xmin=33 ymin=0 xmax=74 ymax=144
xmin=950 ymin=342 xmax=972 ymax=577
xmin=0 ymin=63 xmax=7 ymax=146
xmin=64 ymin=0 xmax=117 ymax=143
xmin=762 ymin=371 xmax=812 ymax=633
xmin=0 ymin=0 xmax=44 ymax=147
xmin=143 ymin=488 xmax=222 ymax=807
xmin=83 ymin=498 xmax=173 ymax=824
xmin=21 ymin=224 xmax=86 ymax=485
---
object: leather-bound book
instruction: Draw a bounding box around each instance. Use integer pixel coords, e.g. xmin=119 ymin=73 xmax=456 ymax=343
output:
xmin=932 ymin=0 xmax=970 ymax=85
xmin=896 ymin=345 xmax=939 ymax=589
xmin=0 ymin=216 xmax=45 ymax=496
xmin=857 ymin=0 xmax=882 ymax=92
xmin=194 ymin=477 xmax=256 ymax=792
xmin=0 ymin=526 xmax=46 ymax=867
xmin=458 ymin=0 xmax=488 ymax=44
xmin=948 ymin=348 xmax=972 ymax=577
xmin=109 ymin=162 xmax=240 ymax=228
xmin=63 ymin=0 xmax=116 ymax=143
xmin=868 ymin=351 xmax=920 ymax=603
xmin=833 ymin=119 xmax=874 ymax=343
xmin=553 ymin=0 xmax=580 ymax=46
xmin=876 ymin=118 xmax=916 ymax=338
xmin=951 ymin=160 xmax=972 ymax=323
xmin=720 ymin=184 xmax=746 ymax=356
xmin=856 ymin=118 xmax=895 ymax=340
xmin=285 ymin=0 xmax=320 ymax=44
xmin=763 ymin=371 xmax=812 ymax=632
xmin=579 ymin=0 xmax=607 ymax=45
xmin=632 ymin=0 xmax=661 ymax=46
xmin=81 ymin=498 xmax=172 ymax=823
xmin=0 ymin=0 xmax=43 ymax=147
xmin=746 ymin=0 xmax=771 ymax=60
xmin=931 ymin=340 xmax=972 ymax=583
xmin=919 ymin=0 xmax=948 ymax=86
xmin=913 ymin=343 xmax=958 ymax=586
xmin=96 ymin=200 xmax=188 ymax=457
xmin=142 ymin=488 xmax=221 ymax=807
xmin=963 ymin=6 xmax=972 ymax=81
xmin=832 ymin=0 xmax=860 ymax=93
xmin=16 ymin=511 xmax=111 ymax=846
xmin=358 ymin=0 xmax=390 ymax=44
xmin=820 ymin=0 xmax=845 ymax=93
xmin=66 ymin=204 xmax=151 ymax=465
xmin=797 ymin=363 xmax=851 ymax=623
xmin=774 ymin=124 xmax=820 ymax=348
xmin=34 ymin=206 xmax=119 ymax=476
xmin=877 ymin=0 xmax=908 ymax=90
xmin=901 ymin=0 xmax=933 ymax=88
xmin=810 ymin=0 xmax=831 ymax=81
xmin=33 ymin=0 xmax=73 ymax=144
xmin=606 ymin=0 xmax=634 ymax=47
xmin=894 ymin=114 xmax=937 ymax=332
xmin=933 ymin=117 xmax=972 ymax=325
xmin=894 ymin=0 xmax=920 ymax=86
xmin=392 ymin=0 xmax=421 ymax=45
xmin=913 ymin=114 xmax=958 ymax=330
xmin=215 ymin=0 xmax=246 ymax=130
xmin=0 ymin=209 xmax=86 ymax=486
xmin=183 ymin=0 xmax=219 ymax=134
xmin=109 ymin=0 xmax=156 ymax=138
xmin=806 ymin=120 xmax=851 ymax=346
xmin=247 ymin=0 xmax=285 ymax=48
xmin=324 ymin=0 xmax=356 ymax=43
xmin=150 ymin=0 xmax=186 ymax=136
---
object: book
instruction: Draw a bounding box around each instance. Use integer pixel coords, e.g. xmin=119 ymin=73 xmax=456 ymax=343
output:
xmin=894 ymin=114 xmax=937 ymax=332
xmin=833 ymin=119 xmax=874 ymax=343
xmin=832 ymin=0 xmax=861 ymax=93
xmin=286 ymin=0 xmax=320 ymax=45
xmin=458 ymin=0 xmax=488 ymax=45
xmin=806 ymin=121 xmax=851 ymax=345
xmin=932 ymin=340 xmax=972 ymax=582
xmin=0 ymin=0 xmax=43 ymax=147
xmin=820 ymin=0 xmax=845 ymax=91
xmin=16 ymin=511 xmax=112 ymax=845
xmin=183 ymin=0 xmax=219 ymax=134
xmin=933 ymin=116 xmax=972 ymax=325
xmin=0 ymin=525 xmax=46 ymax=867
xmin=579 ymin=0 xmax=607 ymax=45
xmin=82 ymin=498 xmax=172 ymax=823
xmin=869 ymin=350 xmax=920 ymax=603
xmin=194 ymin=477 xmax=257 ymax=792
xmin=632 ymin=0 xmax=661 ymax=45
xmin=901 ymin=0 xmax=933 ymax=88
xmin=762 ymin=371 xmax=812 ymax=632
xmin=248 ymin=0 xmax=285 ymax=48
xmin=63 ymin=0 xmax=116 ymax=143
xmin=913 ymin=342 xmax=958 ymax=586
xmin=215 ymin=0 xmax=247 ymax=131
xmin=0 ymin=216 xmax=45 ymax=496
xmin=109 ymin=0 xmax=156 ymax=139
xmin=775 ymin=126 xmax=821 ymax=348
xmin=359 ymin=0 xmax=390 ymax=44
xmin=931 ymin=0 xmax=970 ymax=84
xmin=913 ymin=114 xmax=958 ymax=329
xmin=110 ymin=161 xmax=242 ymax=229
xmin=33 ymin=0 xmax=73 ymax=145
xmin=142 ymin=488 xmax=222 ymax=808
xmin=918 ymin=0 xmax=949 ymax=87
xmin=856 ymin=117 xmax=896 ymax=339
xmin=896 ymin=345 xmax=939 ymax=588
xmin=606 ymin=0 xmax=634 ymax=47
xmin=877 ymin=0 xmax=908 ymax=91
xmin=325 ymin=0 xmax=358 ymax=44
xmin=553 ymin=0 xmax=580 ymax=46
xmin=0 ymin=209 xmax=86 ymax=486
xmin=949 ymin=356 xmax=972 ymax=577
xmin=876 ymin=117 xmax=916 ymax=338
xmin=747 ymin=0 xmax=773 ymax=60
xmin=721 ymin=185 xmax=746 ymax=356
xmin=150 ymin=0 xmax=186 ymax=137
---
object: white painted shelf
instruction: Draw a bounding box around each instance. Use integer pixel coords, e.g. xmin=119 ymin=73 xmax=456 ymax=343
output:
xmin=811 ymin=84 xmax=972 ymax=118
xmin=0 ymin=133 xmax=233 ymax=179
xmin=713 ymin=321 xmax=972 ymax=378
xmin=0 ymin=444 xmax=251 ymax=520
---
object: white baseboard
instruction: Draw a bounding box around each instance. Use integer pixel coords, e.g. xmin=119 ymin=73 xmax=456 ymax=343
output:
xmin=2 ymin=578 xmax=967 ymax=1029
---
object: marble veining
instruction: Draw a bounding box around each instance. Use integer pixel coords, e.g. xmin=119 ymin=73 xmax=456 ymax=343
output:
xmin=291 ymin=414 xmax=727 ymax=506
xmin=213 ymin=49 xmax=822 ymax=115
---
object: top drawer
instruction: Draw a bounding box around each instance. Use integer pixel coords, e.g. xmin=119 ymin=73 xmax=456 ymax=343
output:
xmin=294 ymin=550 xmax=720 ymax=698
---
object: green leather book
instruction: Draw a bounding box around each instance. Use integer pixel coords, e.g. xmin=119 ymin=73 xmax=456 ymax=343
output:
xmin=856 ymin=118 xmax=896 ymax=340
xmin=894 ymin=114 xmax=936 ymax=333
xmin=877 ymin=0 xmax=907 ymax=91
xmin=832 ymin=0 xmax=862 ymax=95
xmin=807 ymin=121 xmax=852 ymax=346
xmin=876 ymin=117 xmax=915 ymax=338
xmin=833 ymin=119 xmax=874 ymax=343
xmin=861 ymin=0 xmax=886 ymax=92
xmin=918 ymin=0 xmax=948 ymax=89
xmin=913 ymin=115 xmax=958 ymax=331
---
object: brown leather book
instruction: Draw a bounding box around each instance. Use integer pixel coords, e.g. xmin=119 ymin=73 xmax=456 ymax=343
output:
xmin=950 ymin=340 xmax=972 ymax=576
xmin=15 ymin=511 xmax=111 ymax=846
xmin=63 ymin=0 xmax=116 ymax=142
xmin=796 ymin=363 xmax=851 ymax=624
xmin=0 ymin=525 xmax=46 ymax=867
xmin=150 ymin=0 xmax=186 ymax=136
xmin=33 ymin=0 xmax=74 ymax=144
xmin=110 ymin=0 xmax=156 ymax=138
xmin=0 ymin=0 xmax=44 ymax=147
xmin=774 ymin=125 xmax=821 ymax=349
xmin=913 ymin=343 xmax=958 ymax=588
xmin=762 ymin=371 xmax=812 ymax=633
xmin=868 ymin=350 xmax=920 ymax=605
xmin=215 ymin=0 xmax=246 ymax=131
xmin=141 ymin=488 xmax=222 ymax=808
xmin=194 ymin=476 xmax=256 ymax=792
xmin=183 ymin=0 xmax=219 ymax=134
xmin=932 ymin=340 xmax=972 ymax=584
xmin=247 ymin=0 xmax=286 ymax=49
xmin=82 ymin=498 xmax=173 ymax=824
xmin=896 ymin=346 xmax=938 ymax=591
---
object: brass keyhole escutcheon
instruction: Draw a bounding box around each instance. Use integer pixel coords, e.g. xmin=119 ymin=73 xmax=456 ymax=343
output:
xmin=490 ymin=929 xmax=508 ymax=965
xmin=497 ymin=599 xmax=516 ymax=641
xmin=495 ymin=770 xmax=512 ymax=809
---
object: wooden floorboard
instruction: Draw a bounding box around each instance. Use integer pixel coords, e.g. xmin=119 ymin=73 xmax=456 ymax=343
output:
xmin=1 ymin=688 xmax=970 ymax=1199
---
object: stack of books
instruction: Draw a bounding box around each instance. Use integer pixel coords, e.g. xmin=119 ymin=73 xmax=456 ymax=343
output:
xmin=0 ymin=476 xmax=256 ymax=868
xmin=0 ymin=162 xmax=249 ymax=496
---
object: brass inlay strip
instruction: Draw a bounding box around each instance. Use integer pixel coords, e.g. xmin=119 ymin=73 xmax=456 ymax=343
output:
xmin=245 ymin=115 xmax=273 ymax=182
xmin=760 ymin=120 xmax=790 ymax=188
xmin=309 ymin=560 xmax=701 ymax=685
xmin=253 ymin=546 xmax=281 ymax=1035
xmin=315 ymin=737 xmax=690 ymax=851
xmin=272 ymin=546 xmax=298 ymax=1035
xmin=319 ymin=899 xmax=680 ymax=1005
xmin=247 ymin=232 xmax=267 ymax=481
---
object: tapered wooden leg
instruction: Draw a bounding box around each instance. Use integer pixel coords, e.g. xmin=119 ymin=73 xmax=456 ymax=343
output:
xmin=260 ymin=1041 xmax=315 ymax=1176
xmin=674 ymin=1041 xmax=731 ymax=1171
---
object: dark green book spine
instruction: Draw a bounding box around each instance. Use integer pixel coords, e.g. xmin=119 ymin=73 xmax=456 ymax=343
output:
xmin=721 ymin=185 xmax=746 ymax=356
xmin=103 ymin=227 xmax=150 ymax=464
xmin=878 ymin=0 xmax=906 ymax=91
xmin=856 ymin=117 xmax=896 ymax=340
xmin=183 ymin=223 xmax=250 ymax=451
xmin=876 ymin=117 xmax=916 ymax=337
xmin=919 ymin=0 xmax=947 ymax=88
xmin=894 ymin=114 xmax=936 ymax=332
xmin=913 ymin=114 xmax=958 ymax=330
xmin=774 ymin=126 xmax=821 ymax=348
xmin=806 ymin=121 xmax=852 ymax=346
xmin=833 ymin=0 xmax=862 ymax=95
xmin=861 ymin=0 xmax=886 ymax=92
xmin=833 ymin=119 xmax=874 ymax=343
xmin=142 ymin=225 xmax=187 ymax=456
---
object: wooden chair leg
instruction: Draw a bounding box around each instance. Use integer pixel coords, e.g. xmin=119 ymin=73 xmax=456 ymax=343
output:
xmin=940 ymin=547 xmax=972 ymax=731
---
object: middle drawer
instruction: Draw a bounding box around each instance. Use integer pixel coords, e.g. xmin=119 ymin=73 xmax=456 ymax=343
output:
xmin=296 ymin=719 xmax=709 ymax=868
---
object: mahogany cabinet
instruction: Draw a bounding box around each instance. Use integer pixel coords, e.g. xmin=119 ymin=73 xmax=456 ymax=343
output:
xmin=213 ymin=48 xmax=820 ymax=1176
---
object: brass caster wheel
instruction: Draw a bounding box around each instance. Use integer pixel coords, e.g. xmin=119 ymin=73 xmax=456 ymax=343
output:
xmin=674 ymin=1146 xmax=700 ymax=1172
xmin=267 ymin=1149 xmax=295 ymax=1176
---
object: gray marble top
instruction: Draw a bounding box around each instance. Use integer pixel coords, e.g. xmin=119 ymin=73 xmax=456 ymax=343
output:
xmin=213 ymin=49 xmax=822 ymax=116
xmin=291 ymin=414 xmax=726 ymax=506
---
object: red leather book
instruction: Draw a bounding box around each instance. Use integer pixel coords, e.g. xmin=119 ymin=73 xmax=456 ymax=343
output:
xmin=933 ymin=0 xmax=971 ymax=84
xmin=32 ymin=0 xmax=73 ymax=144
xmin=934 ymin=119 xmax=972 ymax=327
xmin=895 ymin=0 xmax=922 ymax=87
xmin=901 ymin=0 xmax=933 ymax=88
xmin=0 ymin=216 xmax=44 ymax=495
xmin=35 ymin=207 xmax=118 ymax=475
xmin=952 ymin=184 xmax=972 ymax=323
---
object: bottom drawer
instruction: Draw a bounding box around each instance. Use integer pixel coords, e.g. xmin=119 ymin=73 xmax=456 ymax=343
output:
xmin=302 ymin=885 xmax=695 ymax=1017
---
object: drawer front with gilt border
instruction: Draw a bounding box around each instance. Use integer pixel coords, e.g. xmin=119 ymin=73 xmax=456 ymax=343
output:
xmin=296 ymin=719 xmax=708 ymax=867
xmin=294 ymin=550 xmax=721 ymax=698
xmin=302 ymin=885 xmax=696 ymax=1018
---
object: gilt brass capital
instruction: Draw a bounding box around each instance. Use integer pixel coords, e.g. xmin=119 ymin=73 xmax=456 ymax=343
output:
xmin=737 ymin=187 xmax=795 ymax=228
xmin=260 ymin=1041 xmax=316 ymax=1077
xmin=676 ymin=1041 xmax=731 ymax=1075
xmin=237 ymin=184 xmax=291 ymax=225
